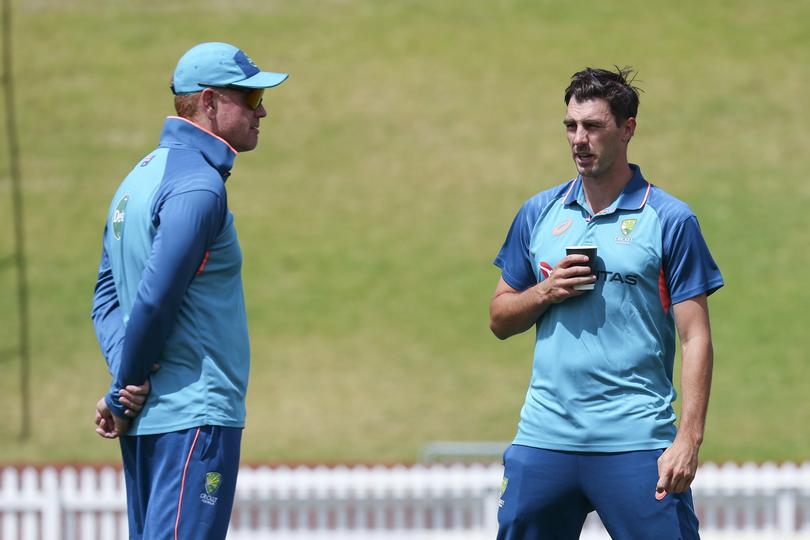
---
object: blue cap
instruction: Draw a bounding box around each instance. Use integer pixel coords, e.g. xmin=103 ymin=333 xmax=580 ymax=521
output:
xmin=172 ymin=42 xmax=288 ymax=95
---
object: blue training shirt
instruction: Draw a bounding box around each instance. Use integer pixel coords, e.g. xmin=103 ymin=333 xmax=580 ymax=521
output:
xmin=91 ymin=116 xmax=250 ymax=436
xmin=494 ymin=164 xmax=723 ymax=452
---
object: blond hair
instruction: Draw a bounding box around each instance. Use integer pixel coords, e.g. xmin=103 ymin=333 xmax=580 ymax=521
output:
xmin=173 ymin=92 xmax=201 ymax=119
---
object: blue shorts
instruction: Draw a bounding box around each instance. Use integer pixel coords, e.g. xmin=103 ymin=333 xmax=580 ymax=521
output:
xmin=497 ymin=444 xmax=700 ymax=540
xmin=119 ymin=425 xmax=242 ymax=540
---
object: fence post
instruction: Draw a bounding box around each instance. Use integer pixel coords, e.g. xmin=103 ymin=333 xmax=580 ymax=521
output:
xmin=20 ymin=467 xmax=39 ymax=540
xmin=2 ymin=468 xmax=20 ymax=540
xmin=777 ymin=462 xmax=798 ymax=535
xmin=41 ymin=467 xmax=60 ymax=540
xmin=98 ymin=467 xmax=120 ymax=539
xmin=800 ymin=462 xmax=810 ymax=532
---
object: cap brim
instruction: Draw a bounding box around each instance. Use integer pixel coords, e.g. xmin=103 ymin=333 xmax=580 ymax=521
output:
xmin=231 ymin=71 xmax=289 ymax=89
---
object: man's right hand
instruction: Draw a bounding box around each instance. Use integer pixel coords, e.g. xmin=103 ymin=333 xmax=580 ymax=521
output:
xmin=118 ymin=363 xmax=160 ymax=417
xmin=489 ymin=254 xmax=595 ymax=340
xmin=95 ymin=397 xmax=131 ymax=439
xmin=538 ymin=254 xmax=596 ymax=304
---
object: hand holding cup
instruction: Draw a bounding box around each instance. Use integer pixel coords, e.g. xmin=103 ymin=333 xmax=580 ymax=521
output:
xmin=565 ymin=245 xmax=597 ymax=291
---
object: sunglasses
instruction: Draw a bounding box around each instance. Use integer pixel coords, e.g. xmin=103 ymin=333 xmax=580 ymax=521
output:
xmin=201 ymin=85 xmax=265 ymax=110
xmin=243 ymin=88 xmax=264 ymax=110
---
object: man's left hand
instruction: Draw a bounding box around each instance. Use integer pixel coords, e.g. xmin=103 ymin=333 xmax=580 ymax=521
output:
xmin=655 ymin=437 xmax=700 ymax=500
xmin=95 ymin=397 xmax=131 ymax=439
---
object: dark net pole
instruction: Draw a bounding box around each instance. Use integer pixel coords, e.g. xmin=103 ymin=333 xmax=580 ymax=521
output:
xmin=2 ymin=0 xmax=31 ymax=440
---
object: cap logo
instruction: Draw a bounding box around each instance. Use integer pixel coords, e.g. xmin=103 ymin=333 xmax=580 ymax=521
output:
xmin=233 ymin=50 xmax=260 ymax=78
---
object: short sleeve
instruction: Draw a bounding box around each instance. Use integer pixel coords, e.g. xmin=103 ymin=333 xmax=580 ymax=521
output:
xmin=494 ymin=201 xmax=540 ymax=292
xmin=663 ymin=215 xmax=724 ymax=304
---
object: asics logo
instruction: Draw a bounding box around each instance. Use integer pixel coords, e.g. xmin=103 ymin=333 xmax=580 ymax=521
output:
xmin=552 ymin=218 xmax=573 ymax=236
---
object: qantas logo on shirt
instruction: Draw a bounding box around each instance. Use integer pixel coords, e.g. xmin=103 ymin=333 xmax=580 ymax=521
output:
xmin=597 ymin=271 xmax=639 ymax=285
xmin=540 ymin=260 xmax=639 ymax=286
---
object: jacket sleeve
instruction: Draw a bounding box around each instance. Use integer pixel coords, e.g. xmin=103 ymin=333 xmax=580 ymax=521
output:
xmin=104 ymin=188 xmax=225 ymax=418
xmin=90 ymin=230 xmax=124 ymax=376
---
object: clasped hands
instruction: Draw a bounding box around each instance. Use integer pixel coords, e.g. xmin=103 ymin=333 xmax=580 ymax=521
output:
xmin=95 ymin=363 xmax=160 ymax=439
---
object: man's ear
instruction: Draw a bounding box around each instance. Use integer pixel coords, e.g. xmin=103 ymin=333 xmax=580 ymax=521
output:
xmin=622 ymin=116 xmax=637 ymax=143
xmin=201 ymin=89 xmax=217 ymax=118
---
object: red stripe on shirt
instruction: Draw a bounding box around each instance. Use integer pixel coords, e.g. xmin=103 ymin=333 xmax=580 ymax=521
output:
xmin=562 ymin=179 xmax=577 ymax=202
xmin=196 ymin=250 xmax=211 ymax=275
xmin=658 ymin=266 xmax=671 ymax=314
xmin=175 ymin=427 xmax=201 ymax=540
xmin=638 ymin=181 xmax=651 ymax=209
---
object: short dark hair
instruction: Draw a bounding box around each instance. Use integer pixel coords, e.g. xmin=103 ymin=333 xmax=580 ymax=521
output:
xmin=564 ymin=66 xmax=641 ymax=124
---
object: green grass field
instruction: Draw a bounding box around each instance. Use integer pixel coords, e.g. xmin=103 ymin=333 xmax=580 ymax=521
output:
xmin=1 ymin=0 xmax=808 ymax=464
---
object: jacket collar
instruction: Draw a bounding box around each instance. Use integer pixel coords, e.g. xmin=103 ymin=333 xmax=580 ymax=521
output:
xmin=158 ymin=116 xmax=237 ymax=180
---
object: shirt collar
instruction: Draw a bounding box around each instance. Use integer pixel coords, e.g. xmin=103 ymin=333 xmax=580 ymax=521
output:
xmin=158 ymin=116 xmax=237 ymax=180
xmin=563 ymin=163 xmax=651 ymax=215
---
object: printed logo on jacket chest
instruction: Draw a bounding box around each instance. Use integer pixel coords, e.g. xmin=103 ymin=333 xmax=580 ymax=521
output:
xmin=615 ymin=218 xmax=637 ymax=244
xmin=539 ymin=260 xmax=639 ymax=286
xmin=112 ymin=195 xmax=129 ymax=240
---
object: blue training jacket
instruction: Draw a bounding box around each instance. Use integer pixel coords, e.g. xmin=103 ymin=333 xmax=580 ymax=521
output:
xmin=91 ymin=116 xmax=250 ymax=436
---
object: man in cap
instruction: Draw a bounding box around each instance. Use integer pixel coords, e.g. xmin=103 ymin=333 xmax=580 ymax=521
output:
xmin=90 ymin=42 xmax=287 ymax=538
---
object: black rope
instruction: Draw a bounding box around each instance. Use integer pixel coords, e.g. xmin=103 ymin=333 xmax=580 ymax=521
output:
xmin=2 ymin=0 xmax=31 ymax=440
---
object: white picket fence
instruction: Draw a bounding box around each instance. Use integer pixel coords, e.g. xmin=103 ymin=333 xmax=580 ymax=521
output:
xmin=1 ymin=462 xmax=810 ymax=539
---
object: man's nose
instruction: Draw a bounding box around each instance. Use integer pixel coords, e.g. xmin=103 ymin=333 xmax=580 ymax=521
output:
xmin=572 ymin=126 xmax=588 ymax=145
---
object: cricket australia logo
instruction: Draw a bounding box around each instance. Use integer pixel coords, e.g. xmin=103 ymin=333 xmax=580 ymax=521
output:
xmin=616 ymin=218 xmax=637 ymax=244
xmin=499 ymin=477 xmax=508 ymax=508
xmin=112 ymin=195 xmax=129 ymax=240
xmin=200 ymin=472 xmax=222 ymax=506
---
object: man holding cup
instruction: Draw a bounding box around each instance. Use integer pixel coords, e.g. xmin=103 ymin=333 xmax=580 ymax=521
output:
xmin=490 ymin=67 xmax=723 ymax=539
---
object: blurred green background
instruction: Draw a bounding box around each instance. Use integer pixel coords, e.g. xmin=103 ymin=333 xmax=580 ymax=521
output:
xmin=1 ymin=0 xmax=808 ymax=464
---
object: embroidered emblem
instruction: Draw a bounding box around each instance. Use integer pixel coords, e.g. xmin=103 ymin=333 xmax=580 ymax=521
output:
xmin=499 ymin=477 xmax=508 ymax=508
xmin=200 ymin=472 xmax=222 ymax=506
xmin=616 ymin=218 xmax=637 ymax=244
xmin=620 ymin=219 xmax=637 ymax=236
xmin=205 ymin=472 xmax=222 ymax=495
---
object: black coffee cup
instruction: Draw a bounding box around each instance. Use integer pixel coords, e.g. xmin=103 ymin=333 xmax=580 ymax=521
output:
xmin=565 ymin=245 xmax=597 ymax=290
